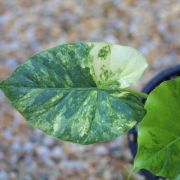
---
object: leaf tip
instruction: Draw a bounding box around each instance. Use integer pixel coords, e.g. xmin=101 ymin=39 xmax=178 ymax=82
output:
xmin=0 ymin=81 xmax=3 ymax=89
xmin=0 ymin=79 xmax=6 ymax=88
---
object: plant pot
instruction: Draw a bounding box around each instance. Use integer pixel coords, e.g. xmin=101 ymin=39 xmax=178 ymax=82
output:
xmin=128 ymin=64 xmax=180 ymax=180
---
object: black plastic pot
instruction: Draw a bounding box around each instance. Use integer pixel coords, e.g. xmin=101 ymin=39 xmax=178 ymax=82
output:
xmin=128 ymin=64 xmax=180 ymax=180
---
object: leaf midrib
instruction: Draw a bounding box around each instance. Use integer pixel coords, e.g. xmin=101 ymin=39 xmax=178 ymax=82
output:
xmin=0 ymin=85 xmax=119 ymax=91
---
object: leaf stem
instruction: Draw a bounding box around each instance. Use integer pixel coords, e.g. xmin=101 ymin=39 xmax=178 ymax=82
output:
xmin=123 ymin=88 xmax=148 ymax=99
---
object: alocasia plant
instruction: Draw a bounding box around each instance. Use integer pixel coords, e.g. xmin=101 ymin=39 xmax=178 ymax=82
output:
xmin=0 ymin=41 xmax=179 ymax=179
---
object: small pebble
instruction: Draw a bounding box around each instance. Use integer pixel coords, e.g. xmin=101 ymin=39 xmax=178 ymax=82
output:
xmin=0 ymin=171 xmax=8 ymax=180
xmin=51 ymin=146 xmax=64 ymax=160
xmin=95 ymin=146 xmax=108 ymax=156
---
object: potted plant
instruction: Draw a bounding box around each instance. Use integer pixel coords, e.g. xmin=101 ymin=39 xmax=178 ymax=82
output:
xmin=0 ymin=42 xmax=179 ymax=180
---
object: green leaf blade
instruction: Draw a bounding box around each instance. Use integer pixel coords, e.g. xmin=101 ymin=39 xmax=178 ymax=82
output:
xmin=134 ymin=78 xmax=180 ymax=179
xmin=0 ymin=42 xmax=147 ymax=144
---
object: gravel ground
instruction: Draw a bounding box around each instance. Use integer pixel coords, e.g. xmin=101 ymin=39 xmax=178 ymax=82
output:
xmin=0 ymin=0 xmax=179 ymax=180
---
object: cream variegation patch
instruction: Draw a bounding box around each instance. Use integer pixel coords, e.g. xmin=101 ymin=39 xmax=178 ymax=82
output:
xmin=87 ymin=42 xmax=148 ymax=88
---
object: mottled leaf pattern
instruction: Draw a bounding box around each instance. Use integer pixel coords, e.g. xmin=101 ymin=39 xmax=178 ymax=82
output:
xmin=0 ymin=42 xmax=147 ymax=144
xmin=134 ymin=78 xmax=180 ymax=179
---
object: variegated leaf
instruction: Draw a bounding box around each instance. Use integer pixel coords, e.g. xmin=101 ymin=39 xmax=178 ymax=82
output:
xmin=0 ymin=42 xmax=147 ymax=144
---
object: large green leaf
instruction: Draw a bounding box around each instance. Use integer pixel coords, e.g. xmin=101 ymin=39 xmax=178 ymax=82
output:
xmin=0 ymin=42 xmax=147 ymax=144
xmin=134 ymin=78 xmax=180 ymax=179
